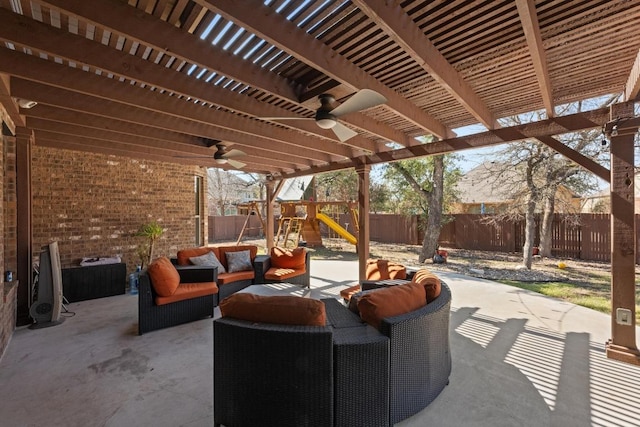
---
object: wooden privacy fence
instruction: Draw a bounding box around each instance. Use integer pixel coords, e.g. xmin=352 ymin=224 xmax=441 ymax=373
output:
xmin=439 ymin=213 xmax=619 ymax=262
xmin=209 ymin=213 xmax=628 ymax=263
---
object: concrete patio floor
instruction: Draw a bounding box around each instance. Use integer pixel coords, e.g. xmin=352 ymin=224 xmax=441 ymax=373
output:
xmin=1 ymin=259 xmax=640 ymax=426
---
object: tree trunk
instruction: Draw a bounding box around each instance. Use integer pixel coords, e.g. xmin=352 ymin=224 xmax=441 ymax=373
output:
xmin=539 ymin=194 xmax=555 ymax=257
xmin=522 ymin=195 xmax=536 ymax=269
xmin=419 ymin=156 xmax=444 ymax=263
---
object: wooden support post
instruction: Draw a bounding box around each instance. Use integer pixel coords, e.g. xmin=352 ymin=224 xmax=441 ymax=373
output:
xmin=356 ymin=164 xmax=370 ymax=282
xmin=605 ymin=102 xmax=640 ymax=365
xmin=265 ymin=178 xmax=275 ymax=252
xmin=15 ymin=127 xmax=32 ymax=326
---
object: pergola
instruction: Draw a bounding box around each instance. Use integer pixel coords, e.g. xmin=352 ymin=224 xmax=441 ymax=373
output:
xmin=0 ymin=1 xmax=638 ymax=364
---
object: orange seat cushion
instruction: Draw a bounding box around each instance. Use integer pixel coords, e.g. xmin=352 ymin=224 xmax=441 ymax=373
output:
xmin=176 ymin=247 xmax=221 ymax=266
xmin=147 ymin=257 xmax=180 ymax=297
xmin=264 ymin=267 xmax=305 ymax=281
xmin=340 ymin=284 xmax=361 ymax=301
xmin=412 ymin=269 xmax=442 ymax=303
xmin=365 ymin=259 xmax=406 ymax=281
xmin=217 ymin=271 xmax=255 ymax=285
xmin=155 ymin=281 xmax=219 ymax=305
xmin=270 ymin=247 xmax=306 ymax=269
xmin=220 ymin=293 xmax=326 ymax=326
xmin=357 ymin=281 xmax=426 ymax=330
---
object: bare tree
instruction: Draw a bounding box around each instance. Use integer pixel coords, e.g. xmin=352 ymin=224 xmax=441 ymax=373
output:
xmin=207 ymin=169 xmax=262 ymax=215
xmin=385 ymin=154 xmax=459 ymax=263
xmin=479 ymin=98 xmax=613 ymax=267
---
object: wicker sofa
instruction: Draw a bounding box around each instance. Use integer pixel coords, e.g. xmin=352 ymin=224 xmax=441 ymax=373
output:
xmin=213 ymin=282 xmax=452 ymax=427
xmin=173 ymin=245 xmax=259 ymax=300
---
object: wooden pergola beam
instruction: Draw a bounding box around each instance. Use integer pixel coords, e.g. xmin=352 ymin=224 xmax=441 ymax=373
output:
xmin=33 ymin=2 xmax=390 ymax=152
xmin=277 ymin=107 xmax=611 ymax=178
xmin=353 ymin=0 xmax=496 ymax=129
xmin=203 ymin=0 xmax=451 ymax=139
xmin=516 ymin=0 xmax=554 ymax=118
xmin=624 ymin=48 xmax=640 ymax=101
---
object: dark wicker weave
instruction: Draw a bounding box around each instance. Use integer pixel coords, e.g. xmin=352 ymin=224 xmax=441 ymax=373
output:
xmin=138 ymin=266 xmax=218 ymax=335
xmin=214 ymin=318 xmax=334 ymax=427
xmin=253 ymin=251 xmax=311 ymax=288
xmin=380 ymin=283 xmax=452 ymax=425
xmin=323 ymin=298 xmax=390 ymax=427
xmin=216 ymin=278 xmax=253 ymax=301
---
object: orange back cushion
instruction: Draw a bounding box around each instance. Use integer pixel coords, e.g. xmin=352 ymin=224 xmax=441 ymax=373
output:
xmin=147 ymin=256 xmax=180 ymax=296
xmin=270 ymin=247 xmax=306 ymax=269
xmin=176 ymin=247 xmax=220 ymax=266
xmin=220 ymin=293 xmax=326 ymax=326
xmin=412 ymin=269 xmax=442 ymax=303
xmin=357 ymin=282 xmax=426 ymax=330
xmin=365 ymin=259 xmax=407 ymax=280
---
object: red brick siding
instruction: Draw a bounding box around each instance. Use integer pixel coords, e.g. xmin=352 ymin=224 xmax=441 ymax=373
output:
xmin=1 ymin=132 xmax=12 ymax=359
xmin=31 ymin=147 xmax=207 ymax=271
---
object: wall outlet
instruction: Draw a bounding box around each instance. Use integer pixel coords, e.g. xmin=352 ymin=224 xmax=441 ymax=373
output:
xmin=615 ymin=308 xmax=633 ymax=326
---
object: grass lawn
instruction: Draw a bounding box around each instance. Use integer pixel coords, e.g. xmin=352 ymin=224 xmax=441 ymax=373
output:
xmin=499 ymin=273 xmax=640 ymax=322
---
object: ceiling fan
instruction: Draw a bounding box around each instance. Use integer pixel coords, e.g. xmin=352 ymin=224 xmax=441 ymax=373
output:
xmin=176 ymin=143 xmax=246 ymax=169
xmin=262 ymin=89 xmax=387 ymax=142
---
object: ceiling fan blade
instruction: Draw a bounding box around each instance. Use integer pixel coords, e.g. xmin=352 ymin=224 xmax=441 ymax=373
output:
xmin=227 ymin=159 xmax=246 ymax=169
xmin=223 ymin=149 xmax=246 ymax=158
xmin=173 ymin=154 xmax=214 ymax=159
xmin=330 ymin=89 xmax=387 ymax=117
xmin=259 ymin=117 xmax=314 ymax=121
xmin=331 ymin=122 xmax=358 ymax=142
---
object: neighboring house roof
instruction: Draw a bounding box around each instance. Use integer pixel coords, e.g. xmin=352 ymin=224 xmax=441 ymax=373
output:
xmin=455 ymin=161 xmax=581 ymax=205
xmin=455 ymin=162 xmax=520 ymax=204
xmin=277 ymin=176 xmax=313 ymax=201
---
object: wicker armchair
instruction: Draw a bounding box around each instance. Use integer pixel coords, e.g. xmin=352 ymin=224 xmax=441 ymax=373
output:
xmin=138 ymin=265 xmax=218 ymax=335
xmin=253 ymin=250 xmax=311 ymax=288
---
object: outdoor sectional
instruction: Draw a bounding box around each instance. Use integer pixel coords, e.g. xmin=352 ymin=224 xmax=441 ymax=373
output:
xmin=213 ymin=280 xmax=452 ymax=427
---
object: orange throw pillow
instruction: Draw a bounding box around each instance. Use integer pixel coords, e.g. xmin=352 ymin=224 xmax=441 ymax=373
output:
xmin=220 ymin=293 xmax=325 ymax=326
xmin=270 ymin=247 xmax=306 ymax=269
xmin=147 ymin=256 xmax=180 ymax=297
xmin=412 ymin=269 xmax=442 ymax=303
xmin=357 ymin=282 xmax=426 ymax=330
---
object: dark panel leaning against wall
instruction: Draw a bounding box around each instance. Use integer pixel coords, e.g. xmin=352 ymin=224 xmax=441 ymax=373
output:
xmin=31 ymin=146 xmax=207 ymax=274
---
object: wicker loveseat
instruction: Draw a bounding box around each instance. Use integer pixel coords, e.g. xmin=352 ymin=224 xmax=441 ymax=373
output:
xmin=213 ymin=281 xmax=452 ymax=427
xmin=173 ymin=245 xmax=259 ymax=300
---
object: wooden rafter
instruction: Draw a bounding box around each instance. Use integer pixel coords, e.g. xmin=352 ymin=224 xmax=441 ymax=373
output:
xmin=202 ymin=0 xmax=451 ymax=140
xmin=353 ymin=0 xmax=496 ymax=129
xmin=625 ymin=48 xmax=640 ymax=101
xmin=516 ymin=0 xmax=554 ymax=118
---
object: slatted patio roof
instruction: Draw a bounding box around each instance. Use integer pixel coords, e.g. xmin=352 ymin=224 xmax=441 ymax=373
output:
xmin=0 ymin=0 xmax=639 ymax=178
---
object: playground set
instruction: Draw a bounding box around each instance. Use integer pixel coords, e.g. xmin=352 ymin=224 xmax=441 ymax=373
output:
xmin=235 ymin=201 xmax=358 ymax=248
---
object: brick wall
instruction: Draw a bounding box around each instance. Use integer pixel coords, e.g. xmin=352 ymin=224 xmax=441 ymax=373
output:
xmin=1 ymin=131 xmax=11 ymax=359
xmin=31 ymin=146 xmax=208 ymax=272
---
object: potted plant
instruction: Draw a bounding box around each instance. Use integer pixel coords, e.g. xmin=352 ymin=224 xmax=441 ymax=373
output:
xmin=137 ymin=221 xmax=164 ymax=267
